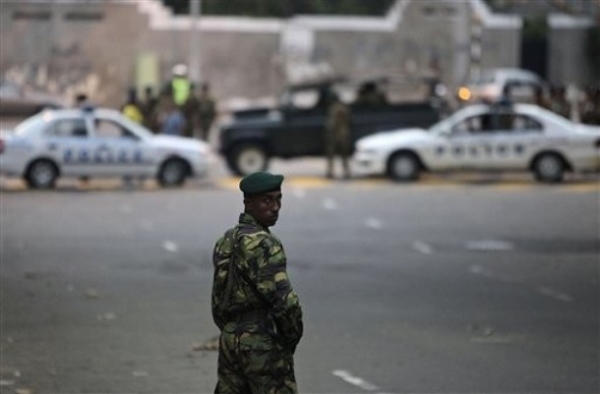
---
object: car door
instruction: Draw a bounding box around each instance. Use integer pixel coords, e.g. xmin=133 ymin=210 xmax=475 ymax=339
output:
xmin=488 ymin=112 xmax=545 ymax=170
xmin=429 ymin=113 xmax=497 ymax=170
xmin=42 ymin=116 xmax=96 ymax=176
xmin=90 ymin=116 xmax=154 ymax=176
xmin=276 ymin=106 xmax=326 ymax=156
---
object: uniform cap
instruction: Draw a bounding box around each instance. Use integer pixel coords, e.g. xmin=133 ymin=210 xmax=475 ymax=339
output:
xmin=239 ymin=171 xmax=284 ymax=195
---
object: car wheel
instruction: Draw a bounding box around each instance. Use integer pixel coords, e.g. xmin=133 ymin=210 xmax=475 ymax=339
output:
xmin=25 ymin=159 xmax=58 ymax=189
xmin=230 ymin=143 xmax=268 ymax=176
xmin=533 ymin=153 xmax=565 ymax=183
xmin=387 ymin=152 xmax=421 ymax=182
xmin=158 ymin=158 xmax=188 ymax=187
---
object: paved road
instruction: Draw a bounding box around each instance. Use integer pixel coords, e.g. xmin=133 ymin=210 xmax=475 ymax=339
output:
xmin=1 ymin=165 xmax=598 ymax=393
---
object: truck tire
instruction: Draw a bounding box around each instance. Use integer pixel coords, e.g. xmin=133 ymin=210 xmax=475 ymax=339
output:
xmin=229 ymin=143 xmax=269 ymax=176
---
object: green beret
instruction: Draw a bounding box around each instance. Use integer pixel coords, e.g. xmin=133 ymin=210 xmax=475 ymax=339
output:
xmin=239 ymin=171 xmax=284 ymax=195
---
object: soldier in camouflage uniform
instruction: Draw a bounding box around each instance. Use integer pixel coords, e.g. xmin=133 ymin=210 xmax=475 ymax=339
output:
xmin=212 ymin=171 xmax=303 ymax=394
xmin=198 ymin=83 xmax=217 ymax=142
xmin=325 ymin=92 xmax=352 ymax=179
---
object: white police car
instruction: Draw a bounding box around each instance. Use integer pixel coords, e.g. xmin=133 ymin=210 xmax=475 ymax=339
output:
xmin=353 ymin=103 xmax=600 ymax=183
xmin=0 ymin=107 xmax=212 ymax=188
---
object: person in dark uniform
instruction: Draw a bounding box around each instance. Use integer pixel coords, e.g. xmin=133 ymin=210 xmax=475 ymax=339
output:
xmin=325 ymin=92 xmax=352 ymax=179
xmin=140 ymin=86 xmax=159 ymax=133
xmin=212 ymin=171 xmax=303 ymax=394
xmin=197 ymin=82 xmax=217 ymax=141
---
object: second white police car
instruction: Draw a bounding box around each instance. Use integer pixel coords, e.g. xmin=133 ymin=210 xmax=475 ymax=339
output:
xmin=353 ymin=103 xmax=600 ymax=183
xmin=0 ymin=107 xmax=212 ymax=188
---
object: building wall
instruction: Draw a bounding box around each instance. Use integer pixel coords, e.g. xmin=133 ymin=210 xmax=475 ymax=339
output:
xmin=0 ymin=0 xmax=532 ymax=109
xmin=0 ymin=1 xmax=283 ymax=107
xmin=548 ymin=15 xmax=597 ymax=87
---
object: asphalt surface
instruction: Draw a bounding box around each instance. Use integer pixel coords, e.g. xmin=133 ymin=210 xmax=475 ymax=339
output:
xmin=1 ymin=161 xmax=599 ymax=394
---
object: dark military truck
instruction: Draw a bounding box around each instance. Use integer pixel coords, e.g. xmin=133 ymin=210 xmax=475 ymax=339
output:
xmin=219 ymin=80 xmax=440 ymax=175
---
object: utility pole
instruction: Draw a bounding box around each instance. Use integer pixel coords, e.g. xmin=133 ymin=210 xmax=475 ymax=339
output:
xmin=189 ymin=0 xmax=201 ymax=83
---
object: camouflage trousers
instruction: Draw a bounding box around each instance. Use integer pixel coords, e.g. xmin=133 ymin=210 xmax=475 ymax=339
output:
xmin=325 ymin=139 xmax=351 ymax=179
xmin=215 ymin=331 xmax=297 ymax=394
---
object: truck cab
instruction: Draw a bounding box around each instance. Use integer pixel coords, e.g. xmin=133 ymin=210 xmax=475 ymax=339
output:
xmin=219 ymin=78 xmax=441 ymax=175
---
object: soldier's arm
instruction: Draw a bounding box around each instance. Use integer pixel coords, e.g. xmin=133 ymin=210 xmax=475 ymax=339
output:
xmin=245 ymin=235 xmax=303 ymax=349
xmin=211 ymin=234 xmax=233 ymax=331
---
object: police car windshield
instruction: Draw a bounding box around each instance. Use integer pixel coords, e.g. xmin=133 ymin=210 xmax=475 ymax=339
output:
xmin=428 ymin=108 xmax=471 ymax=135
xmin=14 ymin=113 xmax=46 ymax=136
xmin=117 ymin=115 xmax=153 ymax=139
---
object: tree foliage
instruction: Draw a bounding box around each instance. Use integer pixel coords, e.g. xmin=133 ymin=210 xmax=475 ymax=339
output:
xmin=162 ymin=0 xmax=396 ymax=17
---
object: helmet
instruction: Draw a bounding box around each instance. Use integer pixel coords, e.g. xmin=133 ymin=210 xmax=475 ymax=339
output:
xmin=172 ymin=64 xmax=188 ymax=77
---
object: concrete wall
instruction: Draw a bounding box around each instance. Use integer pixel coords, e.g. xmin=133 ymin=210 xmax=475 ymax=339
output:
xmin=0 ymin=1 xmax=284 ymax=107
xmin=0 ymin=0 xmax=529 ymax=109
xmin=548 ymin=14 xmax=597 ymax=87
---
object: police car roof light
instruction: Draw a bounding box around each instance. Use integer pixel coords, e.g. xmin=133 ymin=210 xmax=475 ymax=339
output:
xmin=81 ymin=105 xmax=96 ymax=113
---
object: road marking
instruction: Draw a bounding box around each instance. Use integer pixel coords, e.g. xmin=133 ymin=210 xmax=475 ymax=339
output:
xmin=365 ymin=217 xmax=383 ymax=230
xmin=412 ymin=241 xmax=433 ymax=254
xmin=555 ymin=183 xmax=600 ymax=193
xmin=470 ymin=336 xmax=517 ymax=344
xmin=471 ymin=266 xmax=573 ymax=303
xmin=288 ymin=177 xmax=329 ymax=188
xmin=466 ymin=240 xmax=514 ymax=251
xmin=469 ymin=265 xmax=490 ymax=277
xmin=322 ymin=198 xmax=338 ymax=210
xmin=163 ymin=241 xmax=179 ymax=253
xmin=332 ymin=370 xmax=379 ymax=391
xmin=537 ymin=286 xmax=573 ymax=302
xmin=1 ymin=175 xmax=597 ymax=192
xmin=468 ymin=265 xmax=522 ymax=284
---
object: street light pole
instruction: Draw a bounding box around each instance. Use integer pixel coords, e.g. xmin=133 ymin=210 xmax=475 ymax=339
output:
xmin=189 ymin=0 xmax=201 ymax=83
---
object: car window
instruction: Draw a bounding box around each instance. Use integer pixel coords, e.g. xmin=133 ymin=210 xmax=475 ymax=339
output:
xmin=451 ymin=114 xmax=495 ymax=135
xmin=46 ymin=118 xmax=88 ymax=138
xmin=512 ymin=114 xmax=543 ymax=131
xmin=493 ymin=113 xmax=543 ymax=133
xmin=93 ymin=119 xmax=138 ymax=140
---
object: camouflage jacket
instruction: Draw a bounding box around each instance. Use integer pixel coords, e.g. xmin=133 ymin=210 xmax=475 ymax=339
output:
xmin=212 ymin=213 xmax=303 ymax=351
xmin=326 ymin=101 xmax=350 ymax=143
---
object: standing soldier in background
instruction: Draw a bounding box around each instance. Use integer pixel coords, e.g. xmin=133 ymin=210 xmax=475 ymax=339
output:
xmin=197 ymin=83 xmax=217 ymax=142
xmin=181 ymin=83 xmax=199 ymax=138
xmin=581 ymin=84 xmax=600 ymax=125
xmin=325 ymin=91 xmax=352 ymax=179
xmin=212 ymin=171 xmax=303 ymax=394
xmin=141 ymin=86 xmax=159 ymax=133
xmin=549 ymin=85 xmax=570 ymax=119
xmin=74 ymin=93 xmax=90 ymax=108
xmin=533 ymin=86 xmax=551 ymax=110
